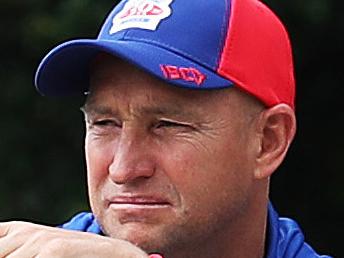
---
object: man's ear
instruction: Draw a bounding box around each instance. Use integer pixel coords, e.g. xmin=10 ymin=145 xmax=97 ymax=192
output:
xmin=254 ymin=104 xmax=296 ymax=179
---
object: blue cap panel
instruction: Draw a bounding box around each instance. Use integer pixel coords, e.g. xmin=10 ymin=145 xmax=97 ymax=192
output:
xmin=35 ymin=0 xmax=234 ymax=96
xmin=35 ymin=39 xmax=234 ymax=96
xmin=99 ymin=0 xmax=231 ymax=70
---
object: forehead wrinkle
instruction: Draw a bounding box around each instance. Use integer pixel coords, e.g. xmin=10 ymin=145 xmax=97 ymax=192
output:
xmin=81 ymin=103 xmax=120 ymax=119
xmin=83 ymin=97 xmax=196 ymax=120
xmin=138 ymin=105 xmax=194 ymax=118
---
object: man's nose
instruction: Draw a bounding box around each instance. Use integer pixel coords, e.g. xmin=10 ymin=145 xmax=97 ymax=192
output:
xmin=108 ymin=130 xmax=156 ymax=185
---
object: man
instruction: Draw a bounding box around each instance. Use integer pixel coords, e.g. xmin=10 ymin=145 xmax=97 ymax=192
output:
xmin=0 ymin=0 xmax=332 ymax=257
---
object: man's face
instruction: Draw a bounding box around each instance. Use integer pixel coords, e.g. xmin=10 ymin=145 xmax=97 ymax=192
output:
xmin=84 ymin=55 xmax=261 ymax=255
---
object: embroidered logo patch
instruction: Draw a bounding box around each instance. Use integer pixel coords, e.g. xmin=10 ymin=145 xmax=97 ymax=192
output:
xmin=110 ymin=0 xmax=174 ymax=34
xmin=160 ymin=65 xmax=207 ymax=86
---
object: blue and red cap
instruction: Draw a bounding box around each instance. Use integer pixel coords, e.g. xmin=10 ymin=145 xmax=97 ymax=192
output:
xmin=35 ymin=0 xmax=295 ymax=109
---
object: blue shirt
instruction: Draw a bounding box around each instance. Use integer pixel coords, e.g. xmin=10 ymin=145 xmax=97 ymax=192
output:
xmin=60 ymin=203 xmax=332 ymax=258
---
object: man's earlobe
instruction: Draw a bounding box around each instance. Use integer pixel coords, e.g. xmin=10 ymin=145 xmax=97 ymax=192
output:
xmin=254 ymin=104 xmax=296 ymax=179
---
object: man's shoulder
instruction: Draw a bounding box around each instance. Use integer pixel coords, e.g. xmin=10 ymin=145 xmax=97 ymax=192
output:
xmin=59 ymin=212 xmax=102 ymax=234
xmin=60 ymin=208 xmax=333 ymax=258
xmin=267 ymin=203 xmax=333 ymax=258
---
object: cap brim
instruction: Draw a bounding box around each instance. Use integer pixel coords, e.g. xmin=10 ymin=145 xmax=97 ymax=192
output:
xmin=35 ymin=39 xmax=233 ymax=96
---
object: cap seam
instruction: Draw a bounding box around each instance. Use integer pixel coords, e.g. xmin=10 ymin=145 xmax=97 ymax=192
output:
xmin=216 ymin=0 xmax=231 ymax=70
xmin=220 ymin=0 xmax=248 ymax=86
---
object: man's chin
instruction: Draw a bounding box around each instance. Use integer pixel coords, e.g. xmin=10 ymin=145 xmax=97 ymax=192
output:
xmin=103 ymin=222 xmax=169 ymax=253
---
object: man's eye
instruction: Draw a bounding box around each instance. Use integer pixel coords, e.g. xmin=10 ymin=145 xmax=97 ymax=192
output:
xmin=156 ymin=120 xmax=187 ymax=128
xmin=91 ymin=119 xmax=120 ymax=127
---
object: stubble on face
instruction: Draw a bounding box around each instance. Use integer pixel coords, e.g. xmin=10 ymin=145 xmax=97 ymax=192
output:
xmin=83 ymin=54 xmax=265 ymax=257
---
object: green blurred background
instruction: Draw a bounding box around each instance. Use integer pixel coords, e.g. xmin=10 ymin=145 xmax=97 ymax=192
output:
xmin=0 ymin=0 xmax=342 ymax=256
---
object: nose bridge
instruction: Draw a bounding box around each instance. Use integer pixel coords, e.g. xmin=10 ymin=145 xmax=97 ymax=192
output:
xmin=109 ymin=125 xmax=155 ymax=184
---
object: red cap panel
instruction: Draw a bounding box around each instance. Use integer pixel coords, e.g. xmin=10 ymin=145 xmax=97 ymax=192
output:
xmin=218 ymin=0 xmax=295 ymax=109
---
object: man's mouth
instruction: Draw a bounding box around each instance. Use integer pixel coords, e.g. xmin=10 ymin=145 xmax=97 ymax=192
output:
xmin=107 ymin=196 xmax=172 ymax=209
xmin=104 ymin=195 xmax=174 ymax=224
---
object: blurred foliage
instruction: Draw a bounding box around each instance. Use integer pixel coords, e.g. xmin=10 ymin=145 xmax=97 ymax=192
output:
xmin=0 ymin=0 xmax=342 ymax=256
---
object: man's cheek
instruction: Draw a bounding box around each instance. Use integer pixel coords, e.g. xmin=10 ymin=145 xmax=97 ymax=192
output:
xmin=86 ymin=152 xmax=109 ymax=211
xmin=86 ymin=143 xmax=113 ymax=180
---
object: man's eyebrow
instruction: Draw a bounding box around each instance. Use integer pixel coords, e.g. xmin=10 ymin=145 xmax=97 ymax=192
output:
xmin=80 ymin=105 xmax=118 ymax=117
xmin=80 ymin=104 xmax=194 ymax=118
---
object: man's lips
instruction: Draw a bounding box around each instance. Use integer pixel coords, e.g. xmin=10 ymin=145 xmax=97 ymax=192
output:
xmin=105 ymin=195 xmax=173 ymax=223
xmin=107 ymin=196 xmax=172 ymax=208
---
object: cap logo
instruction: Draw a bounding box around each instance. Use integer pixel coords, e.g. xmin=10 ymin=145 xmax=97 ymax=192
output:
xmin=110 ymin=0 xmax=174 ymax=34
xmin=160 ymin=65 xmax=206 ymax=86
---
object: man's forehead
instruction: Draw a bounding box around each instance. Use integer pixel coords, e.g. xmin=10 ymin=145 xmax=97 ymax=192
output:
xmin=82 ymin=98 xmax=196 ymax=118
